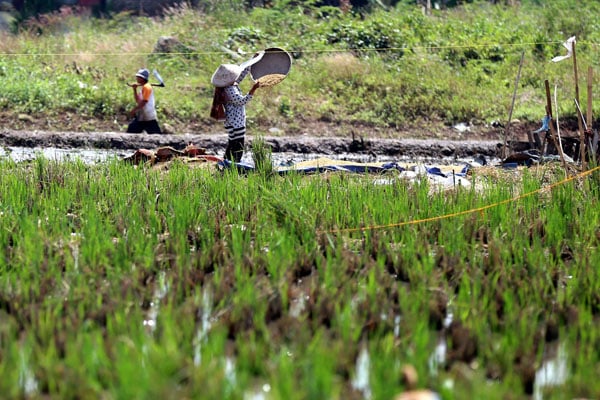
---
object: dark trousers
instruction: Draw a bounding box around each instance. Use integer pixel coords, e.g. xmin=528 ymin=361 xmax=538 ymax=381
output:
xmin=224 ymin=138 xmax=245 ymax=163
xmin=127 ymin=118 xmax=162 ymax=134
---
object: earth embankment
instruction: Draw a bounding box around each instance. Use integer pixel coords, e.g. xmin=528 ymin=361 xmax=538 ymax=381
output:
xmin=0 ymin=130 xmax=505 ymax=160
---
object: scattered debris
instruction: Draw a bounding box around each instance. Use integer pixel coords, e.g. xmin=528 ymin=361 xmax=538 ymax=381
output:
xmin=122 ymin=143 xmax=220 ymax=165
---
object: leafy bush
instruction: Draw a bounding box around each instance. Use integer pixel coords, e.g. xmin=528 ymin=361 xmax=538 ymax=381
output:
xmin=1 ymin=0 xmax=599 ymax=134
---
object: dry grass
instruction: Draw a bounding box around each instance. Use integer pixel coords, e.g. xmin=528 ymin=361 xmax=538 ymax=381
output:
xmin=318 ymin=52 xmax=367 ymax=80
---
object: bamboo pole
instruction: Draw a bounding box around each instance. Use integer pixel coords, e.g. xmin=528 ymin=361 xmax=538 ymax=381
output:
xmin=502 ymin=51 xmax=524 ymax=159
xmin=572 ymin=40 xmax=585 ymax=166
xmin=587 ymin=66 xmax=597 ymax=164
xmin=545 ymin=80 xmax=568 ymax=172
xmin=587 ymin=66 xmax=593 ymax=130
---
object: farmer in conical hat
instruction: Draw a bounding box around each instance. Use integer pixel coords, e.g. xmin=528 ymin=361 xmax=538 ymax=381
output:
xmin=127 ymin=68 xmax=162 ymax=134
xmin=211 ymin=63 xmax=260 ymax=163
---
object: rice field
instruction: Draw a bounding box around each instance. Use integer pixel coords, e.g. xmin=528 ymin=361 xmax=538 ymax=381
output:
xmin=0 ymin=155 xmax=599 ymax=399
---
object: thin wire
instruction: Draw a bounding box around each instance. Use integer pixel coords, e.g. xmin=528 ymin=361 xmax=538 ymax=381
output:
xmin=0 ymin=40 xmax=584 ymax=57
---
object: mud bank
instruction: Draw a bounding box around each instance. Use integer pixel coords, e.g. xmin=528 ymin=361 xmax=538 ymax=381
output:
xmin=0 ymin=130 xmax=505 ymax=160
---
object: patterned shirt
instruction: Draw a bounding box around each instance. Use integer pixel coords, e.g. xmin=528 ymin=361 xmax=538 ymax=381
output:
xmin=223 ymin=67 xmax=253 ymax=140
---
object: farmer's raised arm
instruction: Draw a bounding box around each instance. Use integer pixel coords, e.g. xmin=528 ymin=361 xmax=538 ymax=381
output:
xmin=236 ymin=66 xmax=251 ymax=84
xmin=224 ymin=85 xmax=255 ymax=106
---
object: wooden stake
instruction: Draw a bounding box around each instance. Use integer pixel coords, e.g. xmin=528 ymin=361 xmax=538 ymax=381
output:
xmin=502 ymin=51 xmax=524 ymax=159
xmin=587 ymin=66 xmax=593 ymax=129
xmin=545 ymin=80 xmax=568 ymax=172
xmin=572 ymin=40 xmax=585 ymax=166
xmin=587 ymin=66 xmax=597 ymax=164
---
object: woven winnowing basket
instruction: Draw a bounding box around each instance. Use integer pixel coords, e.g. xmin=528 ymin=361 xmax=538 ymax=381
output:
xmin=250 ymin=48 xmax=292 ymax=86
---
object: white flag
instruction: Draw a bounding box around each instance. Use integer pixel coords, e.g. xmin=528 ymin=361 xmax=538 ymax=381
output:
xmin=551 ymin=36 xmax=576 ymax=62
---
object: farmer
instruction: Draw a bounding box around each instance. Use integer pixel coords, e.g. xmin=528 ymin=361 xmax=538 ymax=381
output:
xmin=127 ymin=68 xmax=162 ymax=134
xmin=210 ymin=64 xmax=260 ymax=163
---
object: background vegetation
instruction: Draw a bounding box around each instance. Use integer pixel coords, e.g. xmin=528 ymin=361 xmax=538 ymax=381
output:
xmin=0 ymin=0 xmax=598 ymax=136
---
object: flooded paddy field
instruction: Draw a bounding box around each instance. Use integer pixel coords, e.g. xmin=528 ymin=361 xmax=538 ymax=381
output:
xmin=0 ymin=129 xmax=504 ymax=167
xmin=0 ymin=145 xmax=498 ymax=168
xmin=0 ymin=130 xmax=598 ymax=399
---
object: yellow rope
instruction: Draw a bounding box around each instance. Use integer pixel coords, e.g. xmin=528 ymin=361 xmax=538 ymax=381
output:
xmin=317 ymin=164 xmax=600 ymax=235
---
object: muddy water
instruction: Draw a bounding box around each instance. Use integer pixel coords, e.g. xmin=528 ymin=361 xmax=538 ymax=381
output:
xmin=0 ymin=146 xmax=496 ymax=167
xmin=0 ymin=146 xmax=129 ymax=164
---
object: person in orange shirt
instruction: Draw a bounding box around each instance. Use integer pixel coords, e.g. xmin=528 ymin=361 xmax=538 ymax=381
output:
xmin=127 ymin=68 xmax=162 ymax=134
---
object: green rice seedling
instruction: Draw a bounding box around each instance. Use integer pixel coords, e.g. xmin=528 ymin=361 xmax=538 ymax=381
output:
xmin=262 ymin=346 xmax=298 ymax=400
xmin=251 ymin=135 xmax=274 ymax=177
xmin=296 ymin=330 xmax=343 ymax=399
xmin=2 ymin=156 xmax=600 ymax=397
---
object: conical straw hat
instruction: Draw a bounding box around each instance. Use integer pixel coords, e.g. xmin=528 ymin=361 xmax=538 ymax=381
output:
xmin=211 ymin=64 xmax=243 ymax=87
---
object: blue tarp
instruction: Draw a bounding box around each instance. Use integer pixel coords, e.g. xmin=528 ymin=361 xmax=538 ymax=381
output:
xmin=219 ymin=158 xmax=470 ymax=177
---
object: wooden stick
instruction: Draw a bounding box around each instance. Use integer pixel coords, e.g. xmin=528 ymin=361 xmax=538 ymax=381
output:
xmin=587 ymin=66 xmax=593 ymax=129
xmin=572 ymin=41 xmax=586 ymax=167
xmin=575 ymin=98 xmax=596 ymax=164
xmin=587 ymin=66 xmax=597 ymax=164
xmin=502 ymin=51 xmax=525 ymax=159
xmin=575 ymin=99 xmax=587 ymax=130
xmin=545 ymin=80 xmax=568 ymax=172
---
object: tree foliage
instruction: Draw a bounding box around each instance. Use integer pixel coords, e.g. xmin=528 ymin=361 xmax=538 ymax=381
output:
xmin=11 ymin=0 xmax=525 ymax=25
